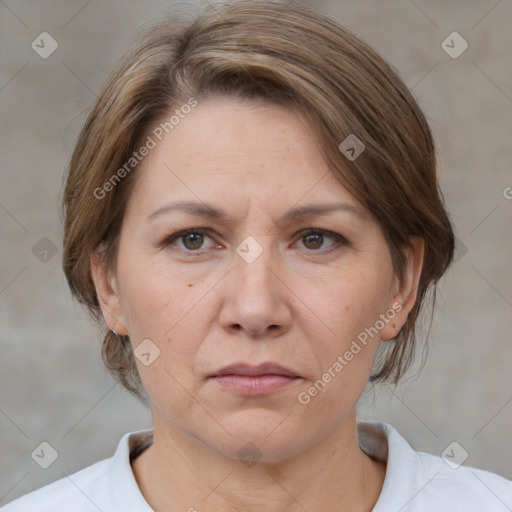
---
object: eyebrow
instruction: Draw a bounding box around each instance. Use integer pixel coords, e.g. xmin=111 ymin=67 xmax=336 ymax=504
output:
xmin=145 ymin=200 xmax=368 ymax=225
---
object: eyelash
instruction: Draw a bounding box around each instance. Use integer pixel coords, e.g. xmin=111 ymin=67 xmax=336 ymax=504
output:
xmin=161 ymin=227 xmax=349 ymax=256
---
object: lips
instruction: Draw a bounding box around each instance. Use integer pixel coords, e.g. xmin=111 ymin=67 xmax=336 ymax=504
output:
xmin=210 ymin=362 xmax=300 ymax=378
xmin=209 ymin=362 xmax=302 ymax=396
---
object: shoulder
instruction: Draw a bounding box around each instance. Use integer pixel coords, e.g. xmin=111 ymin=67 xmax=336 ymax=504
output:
xmin=358 ymin=422 xmax=512 ymax=512
xmin=411 ymin=450 xmax=512 ymax=511
xmin=1 ymin=429 xmax=154 ymax=512
xmin=1 ymin=459 xmax=111 ymax=512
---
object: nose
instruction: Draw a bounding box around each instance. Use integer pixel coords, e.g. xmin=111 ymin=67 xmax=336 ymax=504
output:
xmin=218 ymin=240 xmax=292 ymax=338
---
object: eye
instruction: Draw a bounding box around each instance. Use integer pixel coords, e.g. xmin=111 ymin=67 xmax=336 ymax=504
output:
xmin=294 ymin=229 xmax=348 ymax=253
xmin=161 ymin=227 xmax=349 ymax=256
xmin=162 ymin=228 xmax=217 ymax=252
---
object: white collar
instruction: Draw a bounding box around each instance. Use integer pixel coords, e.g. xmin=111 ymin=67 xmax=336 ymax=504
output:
xmin=107 ymin=422 xmax=404 ymax=510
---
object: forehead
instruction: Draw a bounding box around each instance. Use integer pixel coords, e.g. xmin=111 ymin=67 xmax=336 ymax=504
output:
xmin=129 ymin=99 xmax=363 ymax=218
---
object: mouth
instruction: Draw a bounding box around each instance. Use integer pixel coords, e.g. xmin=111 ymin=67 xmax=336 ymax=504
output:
xmin=209 ymin=362 xmax=302 ymax=396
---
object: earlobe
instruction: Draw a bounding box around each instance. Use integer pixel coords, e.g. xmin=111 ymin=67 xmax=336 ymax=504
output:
xmin=90 ymin=250 xmax=129 ymax=336
xmin=380 ymin=301 xmax=405 ymax=341
xmin=380 ymin=237 xmax=425 ymax=341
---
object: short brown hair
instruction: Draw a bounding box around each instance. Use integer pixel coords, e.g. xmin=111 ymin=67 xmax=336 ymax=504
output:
xmin=62 ymin=0 xmax=454 ymax=402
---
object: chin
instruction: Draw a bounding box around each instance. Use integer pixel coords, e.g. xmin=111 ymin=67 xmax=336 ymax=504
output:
xmin=201 ymin=408 xmax=313 ymax=464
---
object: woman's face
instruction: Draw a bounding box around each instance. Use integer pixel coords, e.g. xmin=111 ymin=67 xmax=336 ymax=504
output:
xmin=93 ymin=98 xmax=417 ymax=462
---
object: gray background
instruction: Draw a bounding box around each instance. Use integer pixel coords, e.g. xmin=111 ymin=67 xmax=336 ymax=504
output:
xmin=1 ymin=0 xmax=511 ymax=505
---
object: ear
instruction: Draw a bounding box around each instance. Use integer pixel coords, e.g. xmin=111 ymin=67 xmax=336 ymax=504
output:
xmin=380 ymin=237 xmax=425 ymax=341
xmin=90 ymin=247 xmax=129 ymax=336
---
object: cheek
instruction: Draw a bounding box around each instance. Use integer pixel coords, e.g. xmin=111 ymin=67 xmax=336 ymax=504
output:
xmin=307 ymin=264 xmax=392 ymax=343
xmin=116 ymin=252 xmax=208 ymax=401
xmin=122 ymin=277 xmax=204 ymax=375
xmin=118 ymin=247 xmax=203 ymax=340
xmin=128 ymin=302 xmax=206 ymax=429
xmin=297 ymin=263 xmax=392 ymax=398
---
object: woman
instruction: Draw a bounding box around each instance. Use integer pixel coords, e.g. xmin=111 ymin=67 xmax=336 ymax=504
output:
xmin=3 ymin=1 xmax=511 ymax=511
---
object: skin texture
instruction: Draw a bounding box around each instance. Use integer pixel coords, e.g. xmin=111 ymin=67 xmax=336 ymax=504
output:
xmin=91 ymin=98 xmax=424 ymax=512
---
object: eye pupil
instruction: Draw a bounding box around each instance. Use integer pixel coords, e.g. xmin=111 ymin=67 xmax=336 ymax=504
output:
xmin=183 ymin=232 xmax=204 ymax=250
xmin=304 ymin=233 xmax=323 ymax=250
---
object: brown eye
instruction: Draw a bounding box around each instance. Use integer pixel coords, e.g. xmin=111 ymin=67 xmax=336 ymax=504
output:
xmin=163 ymin=228 xmax=215 ymax=253
xmin=302 ymin=232 xmax=324 ymax=250
xmin=181 ymin=232 xmax=204 ymax=250
xmin=296 ymin=229 xmax=348 ymax=253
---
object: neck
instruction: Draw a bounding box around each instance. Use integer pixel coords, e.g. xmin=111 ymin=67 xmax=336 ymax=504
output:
xmin=131 ymin=410 xmax=386 ymax=512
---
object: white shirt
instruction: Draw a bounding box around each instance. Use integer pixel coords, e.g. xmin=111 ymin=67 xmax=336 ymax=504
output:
xmin=2 ymin=422 xmax=511 ymax=511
